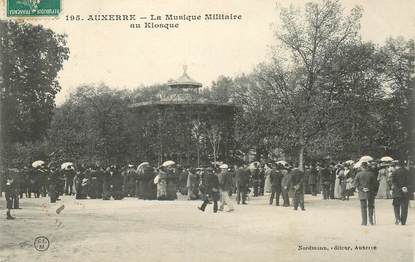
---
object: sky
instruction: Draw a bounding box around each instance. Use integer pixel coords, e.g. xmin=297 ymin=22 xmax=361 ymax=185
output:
xmin=2 ymin=0 xmax=414 ymax=105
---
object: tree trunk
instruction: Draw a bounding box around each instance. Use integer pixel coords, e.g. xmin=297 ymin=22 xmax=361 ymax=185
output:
xmin=298 ymin=133 xmax=305 ymax=171
xmin=298 ymin=145 xmax=305 ymax=171
xmin=197 ymin=144 xmax=200 ymax=168
xmin=213 ymin=145 xmax=216 ymax=164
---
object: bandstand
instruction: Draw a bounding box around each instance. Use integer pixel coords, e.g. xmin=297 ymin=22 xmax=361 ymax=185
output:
xmin=128 ymin=66 xmax=239 ymax=166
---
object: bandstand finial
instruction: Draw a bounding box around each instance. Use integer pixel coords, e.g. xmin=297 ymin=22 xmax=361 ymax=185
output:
xmin=183 ymin=64 xmax=188 ymax=74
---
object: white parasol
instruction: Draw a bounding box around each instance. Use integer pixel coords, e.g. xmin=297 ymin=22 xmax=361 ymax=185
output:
xmin=162 ymin=160 xmax=175 ymax=167
xmin=380 ymin=156 xmax=393 ymax=162
xmin=61 ymin=162 xmax=74 ymax=170
xmin=32 ymin=160 xmax=45 ymax=168
xmin=137 ymin=162 xmax=150 ymax=170
xmin=359 ymin=155 xmax=374 ymax=162
xmin=153 ymin=174 xmax=160 ymax=184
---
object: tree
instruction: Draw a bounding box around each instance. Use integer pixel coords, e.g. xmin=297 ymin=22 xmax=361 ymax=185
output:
xmin=375 ymin=37 xmax=415 ymax=160
xmin=206 ymin=125 xmax=222 ymax=164
xmin=209 ymin=76 xmax=235 ymax=103
xmin=257 ymin=0 xmax=364 ymax=169
xmin=48 ymin=84 xmax=131 ymax=165
xmin=230 ymin=73 xmax=286 ymax=158
xmin=0 ymin=20 xmax=69 ymax=144
xmin=191 ymin=120 xmax=206 ymax=167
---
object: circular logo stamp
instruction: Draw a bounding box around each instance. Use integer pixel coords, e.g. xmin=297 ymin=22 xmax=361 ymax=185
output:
xmin=34 ymin=236 xmax=49 ymax=252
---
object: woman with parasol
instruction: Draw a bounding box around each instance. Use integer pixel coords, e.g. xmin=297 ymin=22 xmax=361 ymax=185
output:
xmin=31 ymin=160 xmax=46 ymax=198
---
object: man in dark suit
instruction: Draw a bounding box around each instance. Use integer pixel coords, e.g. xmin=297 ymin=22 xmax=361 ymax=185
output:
xmin=251 ymin=163 xmax=260 ymax=197
xmin=198 ymin=167 xmax=220 ymax=213
xmin=319 ymin=164 xmax=331 ymax=200
xmin=5 ymin=169 xmax=19 ymax=219
xmin=269 ymin=164 xmax=283 ymax=206
xmin=102 ymin=166 xmax=111 ymax=200
xmin=390 ymin=162 xmax=411 ymax=225
xmin=48 ymin=167 xmax=60 ymax=203
xmin=354 ymin=162 xmax=378 ymax=226
xmin=87 ymin=166 xmax=100 ymax=199
xmin=235 ymin=164 xmax=249 ymax=205
xmin=291 ymin=167 xmax=305 ymax=211
xmin=63 ymin=167 xmax=75 ymax=195
xmin=308 ymin=164 xmax=318 ymax=196
xmin=259 ymin=165 xmax=265 ymax=196
xmin=111 ymin=165 xmax=124 ymax=200
xmin=5 ymin=180 xmax=15 ymax=219
xmin=30 ymin=167 xmax=41 ymax=198
xmin=281 ymin=167 xmax=291 ymax=207
xmin=329 ymin=163 xmax=336 ymax=199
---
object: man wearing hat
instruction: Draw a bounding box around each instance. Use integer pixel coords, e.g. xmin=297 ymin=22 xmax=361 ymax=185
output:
xmin=198 ymin=167 xmax=220 ymax=213
xmin=269 ymin=163 xmax=283 ymax=206
xmin=354 ymin=162 xmax=378 ymax=226
xmin=4 ymin=169 xmax=19 ymax=219
xmin=21 ymin=166 xmax=30 ymax=198
xmin=319 ymin=164 xmax=331 ymax=200
xmin=87 ymin=165 xmax=100 ymax=199
xmin=259 ymin=164 xmax=266 ymax=196
xmin=48 ymin=166 xmax=60 ymax=203
xmin=308 ymin=164 xmax=318 ymax=196
xmin=290 ymin=167 xmax=305 ymax=211
xmin=111 ymin=165 xmax=124 ymax=200
xmin=37 ymin=165 xmax=49 ymax=198
xmin=63 ymin=165 xmax=75 ymax=195
xmin=235 ymin=163 xmax=249 ymax=205
xmin=123 ymin=164 xmax=137 ymax=197
xmin=251 ymin=162 xmax=261 ymax=197
xmin=281 ymin=165 xmax=291 ymax=207
xmin=218 ymin=164 xmax=235 ymax=212
xmin=390 ymin=161 xmax=411 ymax=225
xmin=30 ymin=166 xmax=41 ymax=198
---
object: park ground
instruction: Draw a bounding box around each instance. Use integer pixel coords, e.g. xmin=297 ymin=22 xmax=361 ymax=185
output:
xmin=0 ymin=193 xmax=414 ymax=262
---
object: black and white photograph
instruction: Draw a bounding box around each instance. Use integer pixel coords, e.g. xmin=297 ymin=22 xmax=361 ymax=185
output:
xmin=0 ymin=0 xmax=414 ymax=261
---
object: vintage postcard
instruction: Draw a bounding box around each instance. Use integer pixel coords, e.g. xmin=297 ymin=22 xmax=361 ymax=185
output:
xmin=0 ymin=0 xmax=414 ymax=262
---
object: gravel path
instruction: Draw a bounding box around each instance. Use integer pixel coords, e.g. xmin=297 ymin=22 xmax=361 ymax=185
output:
xmin=1 ymin=194 xmax=413 ymax=262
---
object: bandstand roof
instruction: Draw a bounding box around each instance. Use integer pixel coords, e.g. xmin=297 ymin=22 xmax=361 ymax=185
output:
xmin=129 ymin=66 xmax=241 ymax=115
xmin=168 ymin=66 xmax=202 ymax=89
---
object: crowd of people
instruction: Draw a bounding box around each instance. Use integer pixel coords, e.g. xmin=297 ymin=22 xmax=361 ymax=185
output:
xmin=2 ymin=157 xmax=414 ymax=225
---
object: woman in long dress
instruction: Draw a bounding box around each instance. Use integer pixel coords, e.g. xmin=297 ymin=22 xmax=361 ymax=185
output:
xmin=334 ymin=166 xmax=343 ymax=199
xmin=344 ymin=166 xmax=354 ymax=200
xmin=376 ymin=166 xmax=390 ymax=199
xmin=156 ymin=168 xmax=168 ymax=200
xmin=166 ymin=167 xmax=178 ymax=200
xmin=264 ymin=164 xmax=272 ymax=193
xmin=187 ymin=168 xmax=199 ymax=200
xmin=178 ymin=167 xmax=188 ymax=195
xmin=138 ymin=165 xmax=156 ymax=200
